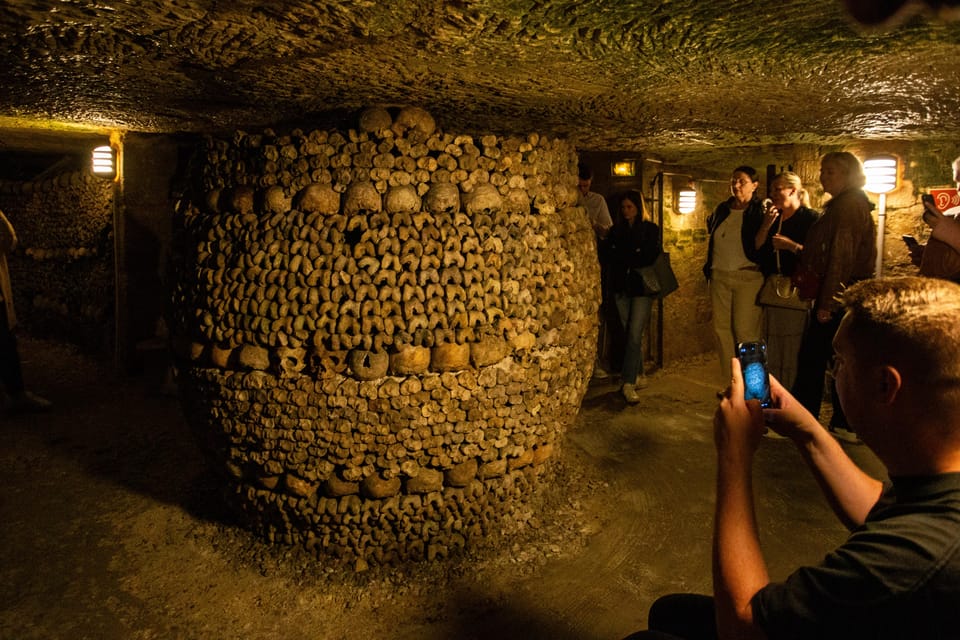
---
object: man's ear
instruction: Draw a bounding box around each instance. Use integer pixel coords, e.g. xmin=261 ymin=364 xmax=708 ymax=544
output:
xmin=878 ymin=365 xmax=902 ymax=405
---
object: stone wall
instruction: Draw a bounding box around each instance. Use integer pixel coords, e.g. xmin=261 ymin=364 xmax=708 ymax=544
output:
xmin=170 ymin=106 xmax=600 ymax=565
xmin=0 ymin=170 xmax=115 ymax=352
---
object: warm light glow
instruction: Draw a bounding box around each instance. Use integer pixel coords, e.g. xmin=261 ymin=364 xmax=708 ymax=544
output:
xmin=863 ymin=155 xmax=898 ymax=194
xmin=91 ymin=145 xmax=115 ymax=177
xmin=611 ymin=160 xmax=636 ymax=177
xmin=677 ymin=188 xmax=697 ymax=214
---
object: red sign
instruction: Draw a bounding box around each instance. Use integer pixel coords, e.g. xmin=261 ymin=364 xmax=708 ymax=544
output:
xmin=930 ymin=188 xmax=960 ymax=216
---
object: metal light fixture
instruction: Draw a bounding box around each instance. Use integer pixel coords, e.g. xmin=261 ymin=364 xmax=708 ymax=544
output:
xmin=91 ymin=144 xmax=116 ymax=178
xmin=677 ymin=188 xmax=697 ymax=214
xmin=611 ymin=160 xmax=636 ymax=177
xmin=863 ymin=155 xmax=898 ymax=194
xmin=863 ymin=154 xmax=899 ymax=276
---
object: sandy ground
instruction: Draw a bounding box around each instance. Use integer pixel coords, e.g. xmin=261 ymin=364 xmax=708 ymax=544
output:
xmin=0 ymin=337 xmax=885 ymax=640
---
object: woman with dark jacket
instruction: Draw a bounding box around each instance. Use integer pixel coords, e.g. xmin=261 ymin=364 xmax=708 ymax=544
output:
xmin=703 ymin=166 xmax=766 ymax=385
xmin=792 ymin=151 xmax=876 ymax=442
xmin=608 ymin=190 xmax=661 ymax=404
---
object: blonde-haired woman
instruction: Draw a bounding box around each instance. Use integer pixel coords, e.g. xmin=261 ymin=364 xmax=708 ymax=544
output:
xmin=792 ymin=152 xmax=875 ymax=441
xmin=754 ymin=172 xmax=818 ymax=390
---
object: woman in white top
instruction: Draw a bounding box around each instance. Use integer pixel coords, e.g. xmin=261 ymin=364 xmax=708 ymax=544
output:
xmin=702 ymin=166 xmax=767 ymax=384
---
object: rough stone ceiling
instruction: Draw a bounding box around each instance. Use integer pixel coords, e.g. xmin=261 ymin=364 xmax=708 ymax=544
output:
xmin=1 ymin=0 xmax=960 ymax=161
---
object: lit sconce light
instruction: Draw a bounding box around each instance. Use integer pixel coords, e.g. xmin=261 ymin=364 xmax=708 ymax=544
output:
xmin=677 ymin=188 xmax=697 ymax=214
xmin=611 ymin=160 xmax=636 ymax=177
xmin=863 ymin=155 xmax=899 ymax=277
xmin=91 ymin=145 xmax=116 ymax=179
xmin=863 ymin=155 xmax=898 ymax=194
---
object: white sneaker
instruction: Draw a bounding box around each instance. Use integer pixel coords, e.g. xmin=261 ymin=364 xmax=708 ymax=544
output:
xmin=622 ymin=384 xmax=640 ymax=404
xmin=634 ymin=375 xmax=648 ymax=390
xmin=592 ymin=365 xmax=611 ymax=380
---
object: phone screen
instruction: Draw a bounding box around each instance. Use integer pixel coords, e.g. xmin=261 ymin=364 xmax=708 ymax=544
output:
xmin=738 ymin=341 xmax=772 ymax=407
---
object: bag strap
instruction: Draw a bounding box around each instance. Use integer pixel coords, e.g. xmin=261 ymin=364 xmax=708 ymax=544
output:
xmin=773 ymin=214 xmax=784 ymax=275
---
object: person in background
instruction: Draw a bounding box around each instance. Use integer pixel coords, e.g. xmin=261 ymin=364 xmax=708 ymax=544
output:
xmin=624 ymin=276 xmax=960 ymax=640
xmin=608 ymin=190 xmax=660 ymax=404
xmin=754 ymin=171 xmax=818 ymax=391
xmin=578 ymin=164 xmax=615 ymax=380
xmin=703 ymin=166 xmax=766 ymax=386
xmin=0 ymin=209 xmax=51 ymax=414
xmin=910 ymin=154 xmax=960 ymax=282
xmin=791 ymin=152 xmax=875 ymax=443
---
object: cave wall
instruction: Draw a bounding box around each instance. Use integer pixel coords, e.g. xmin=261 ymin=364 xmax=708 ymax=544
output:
xmin=0 ymin=169 xmax=115 ymax=352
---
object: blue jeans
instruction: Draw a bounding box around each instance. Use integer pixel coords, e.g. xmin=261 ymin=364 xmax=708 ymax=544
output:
xmin=614 ymin=293 xmax=653 ymax=385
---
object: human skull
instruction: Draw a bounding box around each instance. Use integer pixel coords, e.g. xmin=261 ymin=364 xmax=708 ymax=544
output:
xmin=384 ymin=185 xmax=421 ymax=214
xmin=273 ymin=347 xmax=306 ymax=378
xmin=531 ymin=188 xmax=556 ymax=215
xmin=343 ymin=181 xmax=383 ymax=215
xmin=553 ymin=181 xmax=579 ymax=209
xmin=358 ymin=107 xmax=393 ymax=134
xmin=503 ymin=188 xmax=530 ymax=214
xmin=262 ymin=185 xmax=291 ymax=214
xmin=228 ymin=185 xmax=256 ymax=215
xmin=463 ymin=183 xmax=503 ymax=216
xmin=295 ymin=183 xmax=340 ymax=215
xmin=392 ymin=106 xmax=436 ymax=137
xmin=423 ymin=183 xmax=460 ymax=214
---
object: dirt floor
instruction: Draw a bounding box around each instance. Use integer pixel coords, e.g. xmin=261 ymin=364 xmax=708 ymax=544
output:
xmin=0 ymin=337 xmax=885 ymax=640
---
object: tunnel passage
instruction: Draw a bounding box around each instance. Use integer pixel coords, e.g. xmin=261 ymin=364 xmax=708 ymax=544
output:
xmin=169 ymin=106 xmax=601 ymax=565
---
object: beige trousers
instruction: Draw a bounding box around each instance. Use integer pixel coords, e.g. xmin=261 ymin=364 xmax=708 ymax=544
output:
xmin=710 ymin=269 xmax=764 ymax=384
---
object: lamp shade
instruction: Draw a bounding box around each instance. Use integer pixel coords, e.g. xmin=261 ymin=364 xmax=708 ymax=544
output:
xmin=611 ymin=160 xmax=636 ymax=177
xmin=91 ymin=145 xmax=115 ymax=178
xmin=677 ymin=188 xmax=697 ymax=214
xmin=863 ymin=155 xmax=898 ymax=194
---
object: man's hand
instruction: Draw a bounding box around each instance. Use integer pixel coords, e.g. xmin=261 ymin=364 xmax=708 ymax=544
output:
xmin=713 ymin=358 xmax=770 ymax=639
xmin=923 ymin=198 xmax=946 ymax=229
xmin=761 ymin=374 xmax=820 ymax=442
xmin=714 ymin=358 xmax=765 ymax=457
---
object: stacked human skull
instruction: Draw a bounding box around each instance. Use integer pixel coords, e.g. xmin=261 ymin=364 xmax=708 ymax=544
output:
xmin=170 ymin=107 xmax=600 ymax=566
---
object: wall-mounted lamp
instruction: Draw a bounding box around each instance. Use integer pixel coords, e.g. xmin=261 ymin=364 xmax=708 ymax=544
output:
xmin=677 ymin=188 xmax=697 ymax=214
xmin=611 ymin=160 xmax=637 ymax=177
xmin=863 ymin=155 xmax=898 ymax=194
xmin=91 ymin=145 xmax=116 ymax=179
xmin=863 ymin=154 xmax=899 ymax=277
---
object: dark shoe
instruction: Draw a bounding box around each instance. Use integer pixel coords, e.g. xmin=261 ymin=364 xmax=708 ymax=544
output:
xmin=10 ymin=391 xmax=52 ymax=413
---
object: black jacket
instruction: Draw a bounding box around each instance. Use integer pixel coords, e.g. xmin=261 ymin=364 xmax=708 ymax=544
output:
xmin=608 ymin=218 xmax=661 ymax=294
xmin=702 ymin=197 xmax=766 ymax=280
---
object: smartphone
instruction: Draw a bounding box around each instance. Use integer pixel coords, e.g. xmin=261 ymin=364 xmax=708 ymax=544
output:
xmin=737 ymin=341 xmax=772 ymax=408
xmin=902 ymin=234 xmax=920 ymax=250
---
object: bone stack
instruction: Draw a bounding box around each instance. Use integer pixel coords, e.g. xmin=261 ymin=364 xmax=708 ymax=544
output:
xmin=171 ymin=106 xmax=600 ymax=566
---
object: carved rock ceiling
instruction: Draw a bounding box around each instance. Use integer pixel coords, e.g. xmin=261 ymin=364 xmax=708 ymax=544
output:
xmin=1 ymin=0 xmax=960 ymax=162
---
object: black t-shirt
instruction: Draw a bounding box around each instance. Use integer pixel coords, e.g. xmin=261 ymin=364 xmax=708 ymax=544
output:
xmin=753 ymin=473 xmax=960 ymax=639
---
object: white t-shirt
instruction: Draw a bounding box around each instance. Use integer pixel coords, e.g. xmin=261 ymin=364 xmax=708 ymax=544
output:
xmin=712 ymin=207 xmax=753 ymax=271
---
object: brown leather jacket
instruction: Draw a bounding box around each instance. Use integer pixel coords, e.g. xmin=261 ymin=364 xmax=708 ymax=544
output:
xmin=797 ymin=188 xmax=876 ymax=313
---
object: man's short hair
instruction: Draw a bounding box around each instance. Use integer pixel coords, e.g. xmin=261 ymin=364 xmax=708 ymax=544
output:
xmin=578 ymin=165 xmax=594 ymax=181
xmin=842 ymin=277 xmax=960 ymax=392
